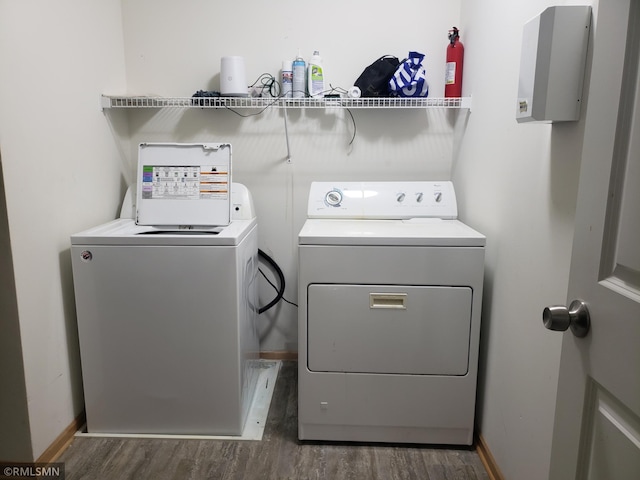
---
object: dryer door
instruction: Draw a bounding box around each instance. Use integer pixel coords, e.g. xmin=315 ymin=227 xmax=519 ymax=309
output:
xmin=307 ymin=284 xmax=473 ymax=375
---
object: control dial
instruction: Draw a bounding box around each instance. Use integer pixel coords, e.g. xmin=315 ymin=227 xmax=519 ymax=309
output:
xmin=325 ymin=189 xmax=343 ymax=207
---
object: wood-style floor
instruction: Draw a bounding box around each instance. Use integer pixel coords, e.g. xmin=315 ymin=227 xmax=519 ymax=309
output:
xmin=59 ymin=361 xmax=489 ymax=479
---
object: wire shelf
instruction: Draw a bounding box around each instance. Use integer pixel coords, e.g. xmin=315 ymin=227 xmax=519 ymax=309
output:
xmin=101 ymin=95 xmax=472 ymax=110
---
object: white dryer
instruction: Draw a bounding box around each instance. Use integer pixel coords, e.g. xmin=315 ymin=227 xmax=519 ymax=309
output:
xmin=298 ymin=181 xmax=486 ymax=445
xmin=71 ymin=143 xmax=259 ymax=436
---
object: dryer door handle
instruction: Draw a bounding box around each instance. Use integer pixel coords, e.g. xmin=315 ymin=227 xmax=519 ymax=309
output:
xmin=369 ymin=293 xmax=407 ymax=309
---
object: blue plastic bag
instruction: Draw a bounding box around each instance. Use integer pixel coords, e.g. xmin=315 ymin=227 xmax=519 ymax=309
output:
xmin=389 ymin=51 xmax=429 ymax=97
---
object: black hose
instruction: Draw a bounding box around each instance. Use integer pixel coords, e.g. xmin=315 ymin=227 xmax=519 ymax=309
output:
xmin=258 ymin=249 xmax=285 ymax=314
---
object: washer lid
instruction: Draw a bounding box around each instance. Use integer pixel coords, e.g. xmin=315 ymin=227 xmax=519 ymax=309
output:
xmin=298 ymin=218 xmax=486 ymax=247
xmin=71 ymin=218 xmax=256 ymax=246
xmin=136 ymin=142 xmax=232 ymax=227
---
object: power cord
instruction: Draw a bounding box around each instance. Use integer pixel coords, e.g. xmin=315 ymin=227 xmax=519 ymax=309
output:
xmin=325 ymin=84 xmax=357 ymax=146
xmin=220 ymin=76 xmax=358 ymax=146
xmin=249 ymin=73 xmax=281 ymax=98
xmin=258 ymin=248 xmax=297 ymax=313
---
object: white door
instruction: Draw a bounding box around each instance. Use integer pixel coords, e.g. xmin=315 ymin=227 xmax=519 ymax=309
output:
xmin=547 ymin=0 xmax=640 ymax=478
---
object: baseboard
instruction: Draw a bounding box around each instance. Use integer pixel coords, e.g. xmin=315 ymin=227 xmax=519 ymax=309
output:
xmin=37 ymin=412 xmax=85 ymax=463
xmin=260 ymin=351 xmax=298 ymax=360
xmin=476 ymin=433 xmax=505 ymax=480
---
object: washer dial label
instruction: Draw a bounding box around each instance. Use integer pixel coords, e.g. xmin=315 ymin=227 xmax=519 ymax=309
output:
xmin=141 ymin=165 xmax=229 ymax=200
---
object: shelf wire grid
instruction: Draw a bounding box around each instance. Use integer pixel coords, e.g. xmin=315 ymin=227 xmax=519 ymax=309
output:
xmin=102 ymin=95 xmax=469 ymax=110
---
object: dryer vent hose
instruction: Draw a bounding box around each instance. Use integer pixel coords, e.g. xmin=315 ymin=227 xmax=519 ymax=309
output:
xmin=258 ymin=249 xmax=285 ymax=314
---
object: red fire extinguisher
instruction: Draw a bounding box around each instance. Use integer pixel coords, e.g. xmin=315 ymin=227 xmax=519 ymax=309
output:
xmin=445 ymin=27 xmax=464 ymax=97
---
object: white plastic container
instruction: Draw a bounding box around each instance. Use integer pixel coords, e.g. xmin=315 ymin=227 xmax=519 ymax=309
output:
xmin=307 ymin=51 xmax=325 ymax=98
xmin=292 ymin=52 xmax=306 ymax=98
xmin=220 ymin=56 xmax=248 ymax=97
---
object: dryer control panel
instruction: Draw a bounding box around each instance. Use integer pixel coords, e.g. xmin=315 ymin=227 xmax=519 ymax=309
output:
xmin=308 ymin=181 xmax=458 ymax=219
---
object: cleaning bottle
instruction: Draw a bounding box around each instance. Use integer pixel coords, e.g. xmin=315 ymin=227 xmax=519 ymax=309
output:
xmin=307 ymin=50 xmax=325 ymax=98
xmin=292 ymin=52 xmax=306 ymax=98
xmin=281 ymin=60 xmax=293 ymax=98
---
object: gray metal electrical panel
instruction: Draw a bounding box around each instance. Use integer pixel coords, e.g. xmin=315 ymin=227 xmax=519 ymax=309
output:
xmin=516 ymin=6 xmax=591 ymax=123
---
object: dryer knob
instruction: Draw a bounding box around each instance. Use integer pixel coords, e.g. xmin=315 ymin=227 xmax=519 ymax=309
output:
xmin=416 ymin=193 xmax=424 ymax=203
xmin=434 ymin=192 xmax=443 ymax=203
xmin=325 ymin=190 xmax=343 ymax=207
xmin=396 ymin=193 xmax=406 ymax=203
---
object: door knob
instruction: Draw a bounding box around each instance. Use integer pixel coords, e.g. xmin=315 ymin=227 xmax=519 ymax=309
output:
xmin=542 ymin=299 xmax=590 ymax=337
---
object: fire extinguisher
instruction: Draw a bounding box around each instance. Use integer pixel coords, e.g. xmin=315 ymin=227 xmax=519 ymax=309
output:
xmin=445 ymin=27 xmax=464 ymax=98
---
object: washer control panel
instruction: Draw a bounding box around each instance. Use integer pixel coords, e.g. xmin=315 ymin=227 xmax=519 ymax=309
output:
xmin=308 ymin=181 xmax=458 ymax=219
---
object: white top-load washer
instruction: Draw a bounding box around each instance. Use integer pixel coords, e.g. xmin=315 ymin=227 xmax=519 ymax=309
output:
xmin=298 ymin=181 xmax=486 ymax=445
xmin=71 ymin=143 xmax=260 ymax=436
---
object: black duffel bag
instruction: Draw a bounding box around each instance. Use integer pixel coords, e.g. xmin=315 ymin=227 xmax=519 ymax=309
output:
xmin=354 ymin=55 xmax=401 ymax=97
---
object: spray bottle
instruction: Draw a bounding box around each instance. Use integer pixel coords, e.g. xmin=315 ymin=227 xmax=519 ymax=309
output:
xmin=292 ymin=52 xmax=306 ymax=98
xmin=281 ymin=60 xmax=293 ymax=98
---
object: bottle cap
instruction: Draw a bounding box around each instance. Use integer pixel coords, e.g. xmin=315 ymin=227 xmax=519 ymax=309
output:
xmin=348 ymin=86 xmax=361 ymax=98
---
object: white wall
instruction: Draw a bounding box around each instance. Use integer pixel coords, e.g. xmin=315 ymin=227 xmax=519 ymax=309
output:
xmin=0 ymin=1 xmax=594 ymax=478
xmin=0 ymin=159 xmax=32 ymax=461
xmin=0 ymin=0 xmax=127 ymax=459
xmin=455 ymin=0 xmax=593 ymax=478
xmin=118 ymin=0 xmax=464 ymax=352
